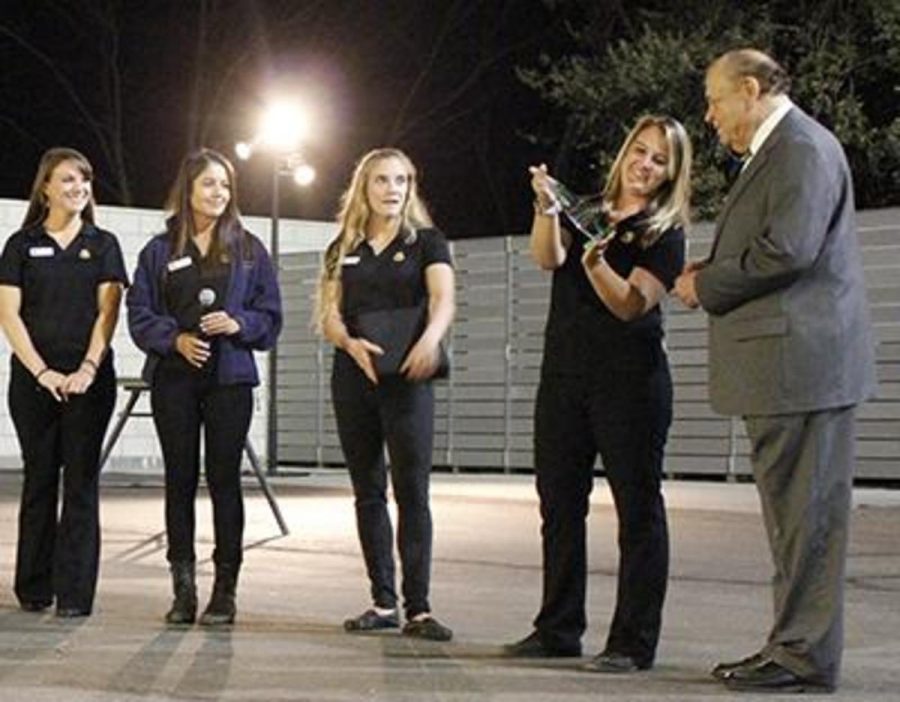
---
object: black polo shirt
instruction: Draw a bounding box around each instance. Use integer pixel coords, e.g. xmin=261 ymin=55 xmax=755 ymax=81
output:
xmin=0 ymin=223 xmax=128 ymax=370
xmin=156 ymin=239 xmax=230 ymax=376
xmin=542 ymin=212 xmax=685 ymax=377
xmin=336 ymin=227 xmax=453 ymax=326
xmin=163 ymin=239 xmax=230 ymax=332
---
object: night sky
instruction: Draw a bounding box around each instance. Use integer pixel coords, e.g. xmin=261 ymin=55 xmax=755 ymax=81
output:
xmin=0 ymin=1 xmax=565 ymax=239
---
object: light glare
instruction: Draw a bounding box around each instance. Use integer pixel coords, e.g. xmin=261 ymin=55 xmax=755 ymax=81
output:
xmin=235 ymin=141 xmax=253 ymax=160
xmin=259 ymin=101 xmax=308 ymax=151
xmin=292 ymin=164 xmax=316 ymax=186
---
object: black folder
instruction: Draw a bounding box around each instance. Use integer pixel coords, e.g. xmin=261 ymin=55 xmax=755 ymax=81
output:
xmin=354 ymin=305 xmax=449 ymax=379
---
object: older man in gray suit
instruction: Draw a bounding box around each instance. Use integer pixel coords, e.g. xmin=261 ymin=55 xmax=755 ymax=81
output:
xmin=674 ymin=49 xmax=876 ymax=693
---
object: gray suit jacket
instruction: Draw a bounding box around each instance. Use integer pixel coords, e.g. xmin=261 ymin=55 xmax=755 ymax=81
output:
xmin=695 ymin=107 xmax=876 ymax=416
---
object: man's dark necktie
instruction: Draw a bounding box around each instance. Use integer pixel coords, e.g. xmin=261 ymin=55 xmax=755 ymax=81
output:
xmin=723 ymin=152 xmax=747 ymax=187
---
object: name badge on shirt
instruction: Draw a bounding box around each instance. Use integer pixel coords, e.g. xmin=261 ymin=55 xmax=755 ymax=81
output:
xmin=28 ymin=246 xmax=54 ymax=258
xmin=342 ymin=256 xmax=361 ymax=266
xmin=167 ymin=256 xmax=193 ymax=272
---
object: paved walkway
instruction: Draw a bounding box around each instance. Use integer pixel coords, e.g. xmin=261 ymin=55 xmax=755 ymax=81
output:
xmin=0 ymin=470 xmax=898 ymax=701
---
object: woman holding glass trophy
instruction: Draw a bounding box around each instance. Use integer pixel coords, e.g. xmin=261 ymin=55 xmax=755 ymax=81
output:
xmin=505 ymin=115 xmax=692 ymax=673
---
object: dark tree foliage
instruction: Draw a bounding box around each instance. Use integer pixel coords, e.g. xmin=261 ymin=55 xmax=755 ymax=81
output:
xmin=520 ymin=0 xmax=900 ymax=219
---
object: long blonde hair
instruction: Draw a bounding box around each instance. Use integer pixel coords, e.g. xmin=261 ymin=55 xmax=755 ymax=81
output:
xmin=315 ymin=148 xmax=432 ymax=328
xmin=22 ymin=147 xmax=96 ymax=229
xmin=603 ymin=115 xmax=692 ymax=245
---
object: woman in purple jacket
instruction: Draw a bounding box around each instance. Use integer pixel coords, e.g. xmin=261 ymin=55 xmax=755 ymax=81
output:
xmin=127 ymin=148 xmax=282 ymax=626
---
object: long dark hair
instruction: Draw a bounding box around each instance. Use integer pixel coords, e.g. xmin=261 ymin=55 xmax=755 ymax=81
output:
xmin=21 ymin=147 xmax=96 ymax=229
xmin=164 ymin=148 xmax=244 ymax=261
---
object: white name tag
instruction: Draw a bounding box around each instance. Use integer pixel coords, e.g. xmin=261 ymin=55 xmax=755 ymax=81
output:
xmin=342 ymin=256 xmax=361 ymax=266
xmin=167 ymin=256 xmax=193 ymax=272
xmin=28 ymin=246 xmax=54 ymax=258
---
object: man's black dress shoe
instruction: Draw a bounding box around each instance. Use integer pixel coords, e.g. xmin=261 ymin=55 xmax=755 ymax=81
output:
xmin=711 ymin=651 xmax=767 ymax=679
xmin=724 ymin=659 xmax=834 ymax=693
xmin=20 ymin=600 xmax=53 ymax=613
xmin=581 ymin=650 xmax=652 ymax=673
xmin=503 ymin=631 xmax=581 ymax=658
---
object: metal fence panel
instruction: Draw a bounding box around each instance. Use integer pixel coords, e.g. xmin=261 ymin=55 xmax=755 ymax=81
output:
xmin=277 ymin=210 xmax=900 ymax=481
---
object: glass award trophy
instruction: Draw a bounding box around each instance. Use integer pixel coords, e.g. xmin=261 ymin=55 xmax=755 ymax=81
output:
xmin=549 ymin=180 xmax=614 ymax=245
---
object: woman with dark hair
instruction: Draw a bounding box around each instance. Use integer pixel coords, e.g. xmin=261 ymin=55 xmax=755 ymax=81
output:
xmin=127 ymin=148 xmax=282 ymax=626
xmin=0 ymin=147 xmax=127 ymax=617
xmin=505 ymin=115 xmax=692 ymax=672
xmin=315 ymin=147 xmax=455 ymax=641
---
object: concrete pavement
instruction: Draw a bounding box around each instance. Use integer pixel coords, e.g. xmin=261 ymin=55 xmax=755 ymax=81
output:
xmin=0 ymin=470 xmax=898 ymax=701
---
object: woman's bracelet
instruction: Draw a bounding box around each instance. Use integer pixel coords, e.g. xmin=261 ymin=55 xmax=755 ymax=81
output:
xmin=80 ymin=359 xmax=98 ymax=376
xmin=35 ymin=367 xmax=50 ymax=381
xmin=533 ymin=198 xmax=562 ymax=217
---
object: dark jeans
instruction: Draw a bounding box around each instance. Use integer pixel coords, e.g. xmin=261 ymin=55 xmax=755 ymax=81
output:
xmin=533 ymin=341 xmax=672 ymax=665
xmin=8 ymin=357 xmax=116 ymax=611
xmin=332 ymin=353 xmax=435 ymax=619
xmin=151 ymin=363 xmax=253 ymax=567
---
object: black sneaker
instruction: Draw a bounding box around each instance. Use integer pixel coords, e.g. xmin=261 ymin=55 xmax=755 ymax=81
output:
xmin=402 ymin=616 xmax=453 ymax=642
xmin=344 ymin=608 xmax=399 ymax=632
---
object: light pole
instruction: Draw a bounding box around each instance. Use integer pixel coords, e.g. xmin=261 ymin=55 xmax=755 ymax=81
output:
xmin=236 ymin=100 xmax=315 ymax=475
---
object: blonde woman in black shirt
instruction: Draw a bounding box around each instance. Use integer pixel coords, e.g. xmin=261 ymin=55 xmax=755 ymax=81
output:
xmin=316 ymin=148 xmax=455 ymax=641
xmin=506 ymin=116 xmax=692 ymax=673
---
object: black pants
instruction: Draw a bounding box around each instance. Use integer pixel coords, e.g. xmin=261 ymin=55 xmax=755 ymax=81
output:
xmin=533 ymin=342 xmax=672 ymax=665
xmin=332 ymin=353 xmax=435 ymax=619
xmin=151 ymin=363 xmax=253 ymax=567
xmin=8 ymin=357 xmax=116 ymax=611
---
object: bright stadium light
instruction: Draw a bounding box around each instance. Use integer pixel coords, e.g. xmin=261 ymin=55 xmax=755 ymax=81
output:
xmin=292 ymin=163 xmax=316 ymax=186
xmin=258 ymin=100 xmax=310 ymax=151
xmin=234 ymin=141 xmax=254 ymax=161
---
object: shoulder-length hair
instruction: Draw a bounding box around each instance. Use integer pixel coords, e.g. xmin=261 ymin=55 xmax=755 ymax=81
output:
xmin=164 ymin=148 xmax=244 ymax=261
xmin=603 ymin=115 xmax=692 ymax=245
xmin=315 ymin=147 xmax=433 ymax=328
xmin=21 ymin=147 xmax=97 ymax=229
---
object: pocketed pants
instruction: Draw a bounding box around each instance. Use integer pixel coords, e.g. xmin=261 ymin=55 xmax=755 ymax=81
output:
xmin=533 ymin=340 xmax=672 ymax=666
xmin=9 ymin=357 xmax=116 ymax=611
xmin=150 ymin=363 xmax=253 ymax=568
xmin=331 ymin=352 xmax=435 ymax=619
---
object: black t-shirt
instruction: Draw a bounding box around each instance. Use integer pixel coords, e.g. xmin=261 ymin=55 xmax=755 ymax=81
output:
xmin=334 ymin=227 xmax=453 ymax=330
xmin=542 ymin=212 xmax=685 ymax=377
xmin=0 ymin=223 xmax=128 ymax=370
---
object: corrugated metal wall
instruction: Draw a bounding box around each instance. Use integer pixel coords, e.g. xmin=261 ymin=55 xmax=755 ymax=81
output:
xmin=278 ymin=208 xmax=900 ymax=480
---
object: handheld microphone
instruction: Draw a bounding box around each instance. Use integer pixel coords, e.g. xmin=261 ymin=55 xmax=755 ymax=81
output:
xmin=197 ymin=288 xmax=218 ymax=349
xmin=198 ymin=287 xmax=217 ymax=309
